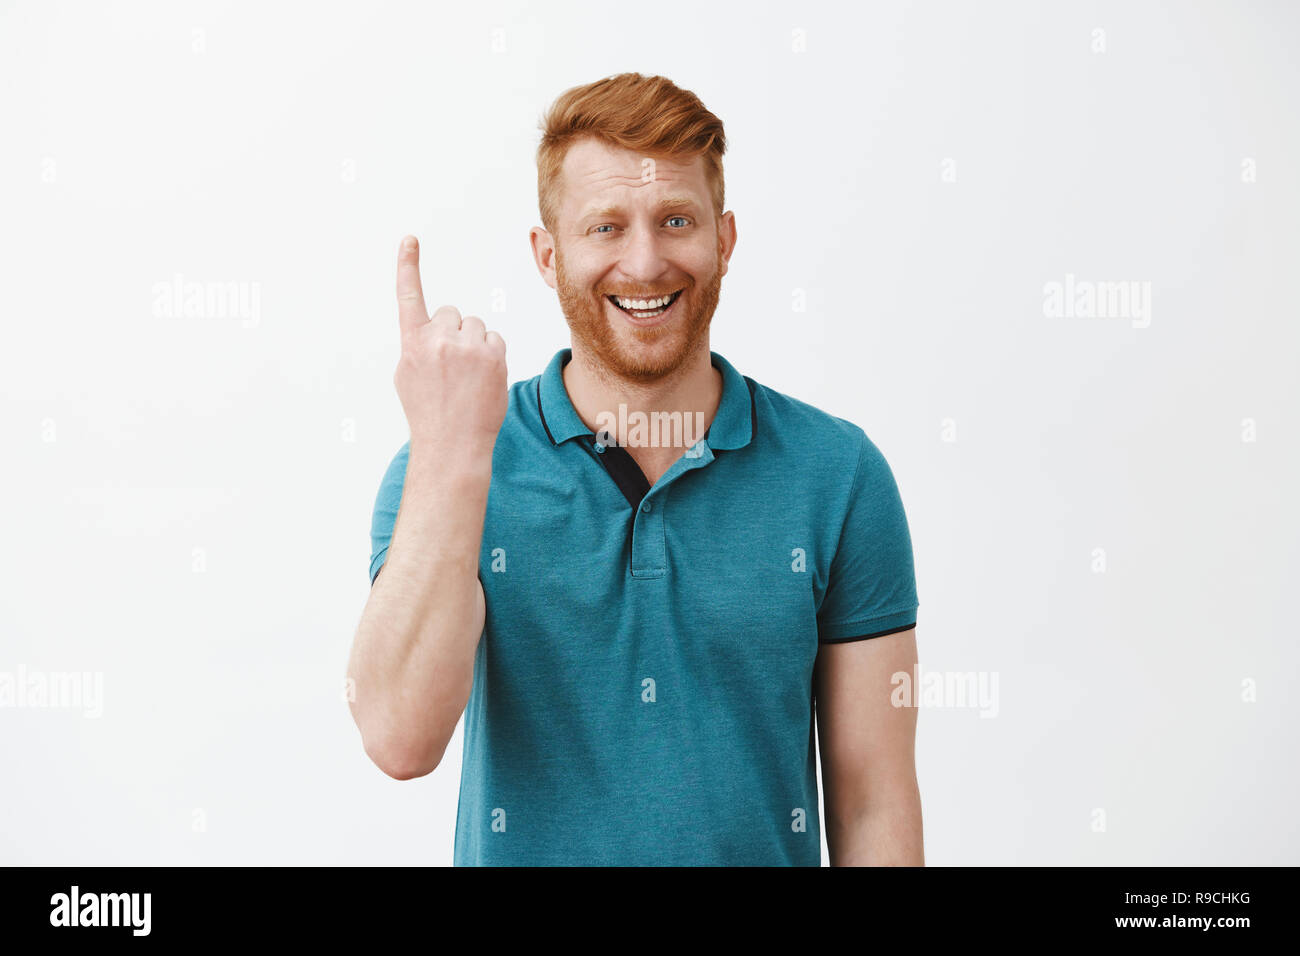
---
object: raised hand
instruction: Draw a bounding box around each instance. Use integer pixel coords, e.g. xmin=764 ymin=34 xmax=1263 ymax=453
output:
xmin=392 ymin=235 xmax=508 ymax=455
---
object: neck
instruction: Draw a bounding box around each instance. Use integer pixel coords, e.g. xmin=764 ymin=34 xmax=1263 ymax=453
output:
xmin=562 ymin=342 xmax=724 ymax=451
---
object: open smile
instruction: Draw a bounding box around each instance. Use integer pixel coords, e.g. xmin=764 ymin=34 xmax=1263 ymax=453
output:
xmin=605 ymin=289 xmax=684 ymax=326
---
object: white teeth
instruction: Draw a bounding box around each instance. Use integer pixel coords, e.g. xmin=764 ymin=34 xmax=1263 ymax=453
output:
xmin=615 ymin=292 xmax=676 ymax=310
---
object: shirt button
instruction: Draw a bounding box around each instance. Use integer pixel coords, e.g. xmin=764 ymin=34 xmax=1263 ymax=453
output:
xmin=594 ymin=442 xmax=605 ymax=454
xmin=642 ymin=502 xmax=652 ymax=513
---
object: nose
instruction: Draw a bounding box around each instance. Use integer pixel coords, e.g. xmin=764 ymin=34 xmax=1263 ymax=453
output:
xmin=616 ymin=220 xmax=672 ymax=284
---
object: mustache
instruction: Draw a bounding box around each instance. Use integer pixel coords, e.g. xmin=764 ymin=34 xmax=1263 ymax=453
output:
xmin=601 ymin=288 xmax=685 ymax=298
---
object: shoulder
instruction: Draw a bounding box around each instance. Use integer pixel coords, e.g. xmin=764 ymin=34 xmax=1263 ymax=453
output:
xmin=746 ymin=374 xmax=888 ymax=483
xmin=502 ymin=370 xmax=547 ymax=445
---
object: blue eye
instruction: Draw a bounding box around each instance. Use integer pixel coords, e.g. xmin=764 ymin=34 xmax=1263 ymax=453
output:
xmin=592 ymin=217 xmax=689 ymax=235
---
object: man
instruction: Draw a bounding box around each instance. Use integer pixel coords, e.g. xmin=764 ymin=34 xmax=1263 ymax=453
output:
xmin=347 ymin=73 xmax=922 ymax=866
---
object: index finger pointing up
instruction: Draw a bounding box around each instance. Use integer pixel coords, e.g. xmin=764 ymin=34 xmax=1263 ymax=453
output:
xmin=396 ymin=235 xmax=428 ymax=333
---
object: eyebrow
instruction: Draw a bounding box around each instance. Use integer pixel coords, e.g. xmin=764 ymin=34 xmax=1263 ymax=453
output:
xmin=578 ymin=195 xmax=701 ymax=221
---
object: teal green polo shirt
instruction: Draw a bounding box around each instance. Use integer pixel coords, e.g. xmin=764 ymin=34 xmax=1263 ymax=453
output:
xmin=368 ymin=347 xmax=919 ymax=866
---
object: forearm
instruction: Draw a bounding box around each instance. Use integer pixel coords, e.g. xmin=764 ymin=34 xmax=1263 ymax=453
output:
xmin=347 ymin=443 xmax=491 ymax=778
xmin=826 ymin=781 xmax=924 ymax=866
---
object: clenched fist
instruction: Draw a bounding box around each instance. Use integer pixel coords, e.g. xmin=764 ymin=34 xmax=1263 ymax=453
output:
xmin=393 ymin=236 xmax=508 ymax=455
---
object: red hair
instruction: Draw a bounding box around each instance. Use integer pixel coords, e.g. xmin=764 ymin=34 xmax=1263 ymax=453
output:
xmin=536 ymin=73 xmax=727 ymax=235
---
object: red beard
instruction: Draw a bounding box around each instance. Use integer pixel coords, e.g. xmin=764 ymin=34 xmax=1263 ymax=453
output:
xmin=555 ymin=242 xmax=723 ymax=384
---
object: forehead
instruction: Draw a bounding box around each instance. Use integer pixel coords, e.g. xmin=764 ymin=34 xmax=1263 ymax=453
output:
xmin=558 ymin=136 xmax=709 ymax=219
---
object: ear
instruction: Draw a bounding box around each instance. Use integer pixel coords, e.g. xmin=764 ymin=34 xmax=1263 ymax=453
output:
xmin=717 ymin=210 xmax=737 ymax=278
xmin=529 ymin=226 xmax=557 ymax=291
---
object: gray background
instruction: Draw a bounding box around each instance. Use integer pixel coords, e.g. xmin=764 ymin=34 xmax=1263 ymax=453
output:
xmin=1 ymin=0 xmax=1296 ymax=865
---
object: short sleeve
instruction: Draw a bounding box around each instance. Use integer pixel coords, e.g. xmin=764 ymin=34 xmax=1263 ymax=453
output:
xmin=368 ymin=442 xmax=411 ymax=585
xmin=816 ymin=430 xmax=919 ymax=642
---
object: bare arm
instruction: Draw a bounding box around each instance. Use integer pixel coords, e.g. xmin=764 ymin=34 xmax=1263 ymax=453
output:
xmin=348 ymin=451 xmax=489 ymax=779
xmin=346 ymin=235 xmax=507 ymax=780
xmin=814 ymin=627 xmax=924 ymax=865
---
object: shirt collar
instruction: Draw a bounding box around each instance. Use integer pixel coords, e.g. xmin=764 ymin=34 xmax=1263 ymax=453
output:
xmin=537 ymin=347 xmax=755 ymax=451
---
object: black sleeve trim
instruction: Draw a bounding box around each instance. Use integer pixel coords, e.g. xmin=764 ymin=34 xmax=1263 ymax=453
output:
xmin=819 ymin=623 xmax=916 ymax=644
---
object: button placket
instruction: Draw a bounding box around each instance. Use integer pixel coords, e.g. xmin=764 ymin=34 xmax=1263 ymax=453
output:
xmin=630 ymin=491 xmax=666 ymax=577
xmin=628 ymin=441 xmax=714 ymax=579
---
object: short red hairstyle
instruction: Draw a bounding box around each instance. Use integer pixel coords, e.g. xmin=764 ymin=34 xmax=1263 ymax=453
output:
xmin=535 ymin=72 xmax=728 ymax=235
